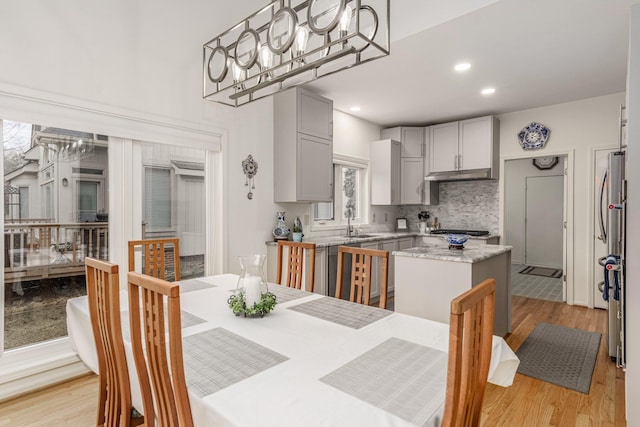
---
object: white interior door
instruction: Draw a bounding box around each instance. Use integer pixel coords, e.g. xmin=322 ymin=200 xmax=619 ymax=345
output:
xmin=525 ymin=175 xmax=564 ymax=268
xmin=593 ymin=149 xmax=616 ymax=309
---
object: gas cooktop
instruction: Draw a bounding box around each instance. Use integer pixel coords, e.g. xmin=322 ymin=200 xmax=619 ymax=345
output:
xmin=429 ymin=229 xmax=490 ymax=236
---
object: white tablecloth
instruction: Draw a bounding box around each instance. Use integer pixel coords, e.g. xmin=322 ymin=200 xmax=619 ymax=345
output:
xmin=67 ymin=274 xmax=519 ymax=427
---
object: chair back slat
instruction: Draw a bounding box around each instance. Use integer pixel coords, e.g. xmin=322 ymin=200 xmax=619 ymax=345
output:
xmin=276 ymin=241 xmax=316 ymax=292
xmin=85 ymin=257 xmax=142 ymax=427
xmin=128 ymin=238 xmax=181 ymax=281
xmin=128 ymin=271 xmax=193 ymax=427
xmin=442 ymin=278 xmax=496 ymax=427
xmin=335 ymin=246 xmax=389 ymax=309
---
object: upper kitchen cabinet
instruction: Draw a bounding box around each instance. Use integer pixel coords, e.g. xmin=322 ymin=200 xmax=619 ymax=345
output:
xmin=370 ymin=139 xmax=401 ymax=205
xmin=428 ymin=116 xmax=499 ymax=179
xmin=381 ymin=127 xmax=424 ymax=158
xmin=274 ymin=88 xmax=333 ymax=202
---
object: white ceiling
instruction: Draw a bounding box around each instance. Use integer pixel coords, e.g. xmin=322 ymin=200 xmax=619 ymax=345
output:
xmin=207 ymin=0 xmax=638 ymax=127
xmin=303 ymin=0 xmax=637 ymax=127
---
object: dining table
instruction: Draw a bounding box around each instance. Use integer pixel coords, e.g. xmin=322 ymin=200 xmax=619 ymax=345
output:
xmin=67 ymin=273 xmax=519 ymax=427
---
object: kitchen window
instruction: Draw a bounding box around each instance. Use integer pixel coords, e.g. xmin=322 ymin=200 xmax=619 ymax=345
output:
xmin=312 ymin=156 xmax=368 ymax=229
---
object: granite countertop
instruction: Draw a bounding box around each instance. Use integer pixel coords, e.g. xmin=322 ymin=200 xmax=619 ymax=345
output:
xmin=420 ymin=233 xmax=500 ymax=241
xmin=392 ymin=244 xmax=512 ymax=263
xmin=265 ymin=232 xmax=419 ymax=248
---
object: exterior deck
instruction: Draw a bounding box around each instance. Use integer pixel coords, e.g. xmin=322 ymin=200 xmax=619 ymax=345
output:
xmin=4 ymin=221 xmax=108 ymax=283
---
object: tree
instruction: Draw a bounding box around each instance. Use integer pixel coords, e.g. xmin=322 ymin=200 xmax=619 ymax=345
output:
xmin=3 ymin=121 xmax=31 ymax=174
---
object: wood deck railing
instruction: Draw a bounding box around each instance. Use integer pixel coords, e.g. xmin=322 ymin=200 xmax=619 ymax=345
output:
xmin=4 ymin=222 xmax=108 ymax=283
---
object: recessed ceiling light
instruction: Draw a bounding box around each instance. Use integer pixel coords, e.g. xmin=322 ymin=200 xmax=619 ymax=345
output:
xmin=454 ymin=62 xmax=471 ymax=72
xmin=350 ymin=106 xmax=361 ymax=112
xmin=481 ymin=87 xmax=496 ymax=95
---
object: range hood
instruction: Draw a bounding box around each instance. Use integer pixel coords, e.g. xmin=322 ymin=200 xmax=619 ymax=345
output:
xmin=425 ymin=168 xmax=494 ymax=182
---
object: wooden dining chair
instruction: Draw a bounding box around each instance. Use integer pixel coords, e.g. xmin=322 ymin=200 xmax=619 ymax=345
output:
xmin=84 ymin=257 xmax=143 ymax=427
xmin=335 ymin=245 xmax=389 ymax=309
xmin=127 ymin=271 xmax=194 ymax=427
xmin=128 ymin=238 xmax=181 ymax=281
xmin=442 ymin=278 xmax=496 ymax=427
xmin=276 ymin=240 xmax=316 ymax=292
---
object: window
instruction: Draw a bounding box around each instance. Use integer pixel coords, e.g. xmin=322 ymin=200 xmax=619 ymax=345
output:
xmin=77 ymin=181 xmax=98 ymax=214
xmin=144 ymin=167 xmax=172 ymax=229
xmin=312 ymin=156 xmax=368 ymax=229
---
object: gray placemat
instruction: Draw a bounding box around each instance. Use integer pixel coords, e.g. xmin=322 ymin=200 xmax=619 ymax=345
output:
xmin=288 ymin=296 xmax=392 ymax=329
xmin=321 ymin=337 xmax=447 ymax=427
xmin=516 ymin=322 xmax=601 ymax=393
xmin=268 ymin=283 xmax=312 ymax=303
xmin=178 ymin=278 xmax=217 ymax=293
xmin=120 ymin=309 xmax=206 ymax=341
xmin=183 ymin=327 xmax=289 ymax=397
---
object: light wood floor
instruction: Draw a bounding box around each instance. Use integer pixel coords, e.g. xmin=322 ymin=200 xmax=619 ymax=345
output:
xmin=0 ymin=296 xmax=626 ymax=426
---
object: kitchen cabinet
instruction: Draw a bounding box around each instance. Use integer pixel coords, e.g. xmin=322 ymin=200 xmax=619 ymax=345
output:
xmin=379 ymin=239 xmax=396 ymax=295
xmin=370 ymin=139 xmax=401 ymax=205
xmin=429 ymin=116 xmax=499 ymax=176
xmin=274 ymin=88 xmax=333 ymax=202
xmin=395 ymin=245 xmax=511 ymax=336
xmin=380 ymin=127 xmax=424 ymax=158
xmin=400 ymin=157 xmax=423 ymax=204
xmin=400 ymin=157 xmax=438 ymax=205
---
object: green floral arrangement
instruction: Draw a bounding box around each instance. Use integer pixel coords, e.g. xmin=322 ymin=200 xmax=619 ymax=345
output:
xmin=227 ymin=291 xmax=277 ymax=317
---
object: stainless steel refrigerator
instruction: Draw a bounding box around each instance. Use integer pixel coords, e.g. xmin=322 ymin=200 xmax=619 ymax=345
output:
xmin=597 ymin=150 xmax=627 ymax=367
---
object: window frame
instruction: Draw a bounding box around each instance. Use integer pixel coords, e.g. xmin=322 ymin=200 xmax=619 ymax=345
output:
xmin=310 ymin=154 xmax=369 ymax=231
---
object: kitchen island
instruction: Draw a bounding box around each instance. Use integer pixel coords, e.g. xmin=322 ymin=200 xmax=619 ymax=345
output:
xmin=393 ymin=244 xmax=512 ymax=337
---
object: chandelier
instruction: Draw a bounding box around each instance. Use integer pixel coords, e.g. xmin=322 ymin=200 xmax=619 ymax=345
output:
xmin=33 ymin=129 xmax=98 ymax=161
xmin=203 ymin=0 xmax=390 ymax=107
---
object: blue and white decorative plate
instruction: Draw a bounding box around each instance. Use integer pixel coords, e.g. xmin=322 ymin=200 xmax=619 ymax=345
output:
xmin=518 ymin=122 xmax=550 ymax=150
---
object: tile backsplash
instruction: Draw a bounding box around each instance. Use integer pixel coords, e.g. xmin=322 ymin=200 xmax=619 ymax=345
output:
xmin=399 ymin=180 xmax=499 ymax=234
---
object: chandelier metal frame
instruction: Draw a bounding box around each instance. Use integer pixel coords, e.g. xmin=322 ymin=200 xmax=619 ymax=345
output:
xmin=203 ymin=0 xmax=390 ymax=107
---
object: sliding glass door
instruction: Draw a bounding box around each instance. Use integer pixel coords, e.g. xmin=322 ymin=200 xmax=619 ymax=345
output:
xmin=2 ymin=120 xmax=109 ymax=350
xmin=2 ymin=125 xmax=211 ymax=353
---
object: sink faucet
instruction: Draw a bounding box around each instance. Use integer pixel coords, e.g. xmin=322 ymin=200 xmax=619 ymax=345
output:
xmin=346 ymin=207 xmax=354 ymax=237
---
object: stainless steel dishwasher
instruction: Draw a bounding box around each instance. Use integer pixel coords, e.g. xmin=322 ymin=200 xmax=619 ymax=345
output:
xmin=327 ymin=243 xmax=360 ymax=300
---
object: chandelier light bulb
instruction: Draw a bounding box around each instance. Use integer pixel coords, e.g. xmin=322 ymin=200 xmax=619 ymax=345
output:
xmin=258 ymin=44 xmax=273 ymax=69
xmin=339 ymin=5 xmax=353 ymax=34
xmin=294 ymin=26 xmax=310 ymax=56
xmin=231 ymin=60 xmax=245 ymax=83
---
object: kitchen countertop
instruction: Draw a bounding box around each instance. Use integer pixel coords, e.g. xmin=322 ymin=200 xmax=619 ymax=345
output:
xmin=420 ymin=233 xmax=500 ymax=241
xmin=265 ymin=232 xmax=420 ymax=248
xmin=266 ymin=231 xmax=500 ymax=248
xmin=393 ymin=244 xmax=512 ymax=263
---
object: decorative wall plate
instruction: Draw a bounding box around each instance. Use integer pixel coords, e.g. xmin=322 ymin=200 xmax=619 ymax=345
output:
xmin=533 ymin=156 xmax=559 ymax=170
xmin=518 ymin=122 xmax=550 ymax=150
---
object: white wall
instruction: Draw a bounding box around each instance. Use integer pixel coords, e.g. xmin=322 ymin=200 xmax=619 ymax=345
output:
xmin=624 ymin=4 xmax=640 ymax=424
xmin=504 ymin=157 xmax=565 ymax=265
xmin=498 ymin=92 xmax=625 ymax=307
xmin=224 ymin=105 xmax=386 ymax=275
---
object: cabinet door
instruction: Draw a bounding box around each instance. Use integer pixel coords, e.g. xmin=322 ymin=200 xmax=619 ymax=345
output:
xmin=298 ymin=89 xmax=333 ymax=140
xmin=430 ymin=122 xmax=459 ymax=172
xmin=401 ymin=127 xmax=424 ymax=158
xmin=314 ymin=247 xmax=328 ymax=295
xmin=401 ymin=157 xmax=424 ymax=204
xmin=379 ymin=239 xmax=397 ymax=295
xmin=397 ymin=237 xmax=415 ymax=250
xmin=370 ymin=139 xmax=401 ymax=205
xmin=458 ymin=116 xmax=492 ymax=170
xmin=360 ymin=242 xmax=380 ymax=299
xmin=297 ymin=134 xmax=333 ymax=201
